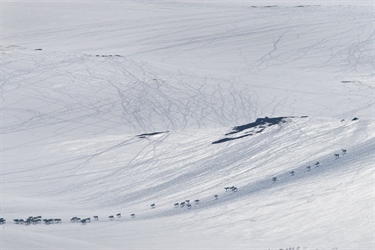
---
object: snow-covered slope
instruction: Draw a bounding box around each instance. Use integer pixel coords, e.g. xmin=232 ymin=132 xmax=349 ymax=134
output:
xmin=1 ymin=1 xmax=374 ymax=249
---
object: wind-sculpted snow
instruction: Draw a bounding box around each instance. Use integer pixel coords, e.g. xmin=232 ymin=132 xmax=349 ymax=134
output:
xmin=1 ymin=47 xmax=263 ymax=138
xmin=1 ymin=114 xmax=373 ymax=248
xmin=1 ymin=1 xmax=374 ymax=250
xmin=2 ymin=3 xmax=374 ymax=136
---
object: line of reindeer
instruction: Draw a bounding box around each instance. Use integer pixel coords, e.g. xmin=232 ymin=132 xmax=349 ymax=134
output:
xmin=4 ymin=189 xmax=236 ymax=226
xmin=11 ymin=216 xmax=61 ymax=225
xmin=3 ymin=149 xmax=347 ymax=226
xmin=272 ymin=149 xmax=347 ymax=182
xmin=70 ymin=213 xmax=138 ymax=224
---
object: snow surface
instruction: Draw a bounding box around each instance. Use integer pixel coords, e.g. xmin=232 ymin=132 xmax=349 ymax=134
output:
xmin=1 ymin=0 xmax=374 ymax=249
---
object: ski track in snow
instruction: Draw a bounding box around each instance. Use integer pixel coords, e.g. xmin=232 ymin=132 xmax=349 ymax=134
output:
xmin=1 ymin=1 xmax=374 ymax=250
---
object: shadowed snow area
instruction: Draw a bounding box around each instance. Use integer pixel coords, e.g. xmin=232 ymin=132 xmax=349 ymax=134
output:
xmin=1 ymin=1 xmax=374 ymax=249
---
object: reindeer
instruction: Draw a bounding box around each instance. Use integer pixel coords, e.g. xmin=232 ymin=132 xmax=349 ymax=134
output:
xmin=174 ymin=203 xmax=179 ymax=208
xmin=290 ymin=171 xmax=295 ymax=176
xmin=342 ymin=149 xmax=347 ymax=154
xmin=33 ymin=218 xmax=42 ymax=224
xmin=25 ymin=217 xmax=34 ymax=225
xmin=272 ymin=177 xmax=277 ymax=182
xmin=150 ymin=204 xmax=156 ymax=209
xmin=116 ymin=213 xmax=121 ymax=218
xmin=130 ymin=214 xmax=135 ymax=218
xmin=334 ymin=153 xmax=340 ymax=159
xmin=93 ymin=216 xmax=99 ymax=220
xmin=53 ymin=219 xmax=61 ymax=223
xmin=108 ymin=215 xmax=114 ymax=220
xmin=307 ymin=166 xmax=311 ymax=171
xmin=0 ymin=218 xmax=6 ymax=224
xmin=43 ymin=219 xmax=53 ymax=225
xmin=194 ymin=199 xmax=200 ymax=204
xmin=214 ymin=195 xmax=219 ymax=199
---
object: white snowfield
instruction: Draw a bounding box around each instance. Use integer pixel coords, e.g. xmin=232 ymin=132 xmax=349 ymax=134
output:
xmin=1 ymin=1 xmax=374 ymax=249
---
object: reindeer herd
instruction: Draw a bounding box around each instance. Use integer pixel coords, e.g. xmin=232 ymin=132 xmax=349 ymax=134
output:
xmin=2 ymin=188 xmax=236 ymax=226
xmin=273 ymin=149 xmax=347 ymax=182
xmin=1 ymin=149 xmax=347 ymax=227
xmin=8 ymin=216 xmax=62 ymax=225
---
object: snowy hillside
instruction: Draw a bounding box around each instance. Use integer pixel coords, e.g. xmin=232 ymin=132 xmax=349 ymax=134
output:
xmin=1 ymin=1 xmax=374 ymax=249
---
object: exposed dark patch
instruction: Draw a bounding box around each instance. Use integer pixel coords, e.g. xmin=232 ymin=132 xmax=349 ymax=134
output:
xmin=137 ymin=131 xmax=168 ymax=138
xmin=212 ymin=135 xmax=251 ymax=144
xmin=294 ymin=5 xmax=321 ymax=8
xmin=226 ymin=117 xmax=288 ymax=135
xmin=212 ymin=116 xmax=302 ymax=144
xmin=341 ymin=80 xmax=355 ymax=83
xmin=352 ymin=117 xmax=359 ymax=121
xmin=251 ymin=5 xmax=277 ymax=8
xmin=35 ymin=49 xmax=42 ymax=51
